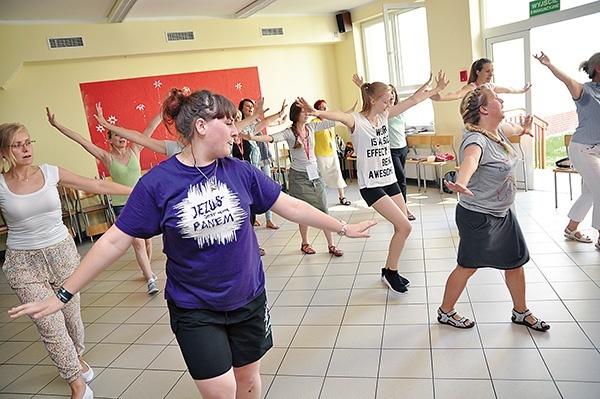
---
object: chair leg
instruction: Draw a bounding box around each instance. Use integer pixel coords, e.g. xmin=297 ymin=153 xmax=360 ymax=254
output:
xmin=554 ymin=172 xmax=558 ymax=209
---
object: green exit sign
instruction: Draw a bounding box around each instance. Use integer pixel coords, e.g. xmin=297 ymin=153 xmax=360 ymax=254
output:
xmin=530 ymin=0 xmax=560 ymax=17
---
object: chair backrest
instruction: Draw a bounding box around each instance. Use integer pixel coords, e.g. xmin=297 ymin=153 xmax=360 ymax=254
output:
xmin=507 ymin=135 xmax=526 ymax=159
xmin=431 ymin=134 xmax=459 ymax=165
xmin=564 ymin=134 xmax=572 ymax=148
xmin=406 ymin=135 xmax=432 ymax=156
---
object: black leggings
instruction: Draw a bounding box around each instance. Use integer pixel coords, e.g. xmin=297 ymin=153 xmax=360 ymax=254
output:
xmin=391 ymin=146 xmax=409 ymax=200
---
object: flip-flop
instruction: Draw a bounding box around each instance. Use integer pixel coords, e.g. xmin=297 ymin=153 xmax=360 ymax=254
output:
xmin=564 ymin=228 xmax=592 ymax=243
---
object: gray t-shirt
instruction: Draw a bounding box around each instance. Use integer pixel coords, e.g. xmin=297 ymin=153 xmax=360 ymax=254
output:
xmin=165 ymin=140 xmax=184 ymax=157
xmin=572 ymin=81 xmax=600 ymax=145
xmin=458 ymin=127 xmax=518 ymax=217
xmin=270 ymin=120 xmax=335 ymax=173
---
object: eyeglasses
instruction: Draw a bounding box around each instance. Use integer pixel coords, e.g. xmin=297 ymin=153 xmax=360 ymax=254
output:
xmin=8 ymin=140 xmax=36 ymax=149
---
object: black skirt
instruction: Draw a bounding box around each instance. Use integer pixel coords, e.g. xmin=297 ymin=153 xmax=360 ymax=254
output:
xmin=456 ymin=204 xmax=529 ymax=269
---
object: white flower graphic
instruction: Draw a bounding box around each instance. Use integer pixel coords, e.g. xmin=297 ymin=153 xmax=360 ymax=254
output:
xmin=107 ymin=115 xmax=118 ymax=125
xmin=174 ymin=180 xmax=246 ymax=248
xmin=153 ymin=80 xmax=163 ymax=89
xmin=96 ymin=125 xmax=106 ymax=133
xmin=235 ymin=82 xmax=243 ymax=91
xmin=136 ymin=104 xmax=146 ymax=111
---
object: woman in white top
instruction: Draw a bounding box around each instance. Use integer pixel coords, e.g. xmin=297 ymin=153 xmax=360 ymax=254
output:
xmin=431 ymin=58 xmax=531 ymax=102
xmin=297 ymin=71 xmax=449 ymax=294
xmin=0 ymin=122 xmax=131 ymax=399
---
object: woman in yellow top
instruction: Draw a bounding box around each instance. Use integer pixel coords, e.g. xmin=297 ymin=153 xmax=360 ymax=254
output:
xmin=312 ymin=99 xmax=351 ymax=206
xmin=47 ymin=107 xmax=159 ymax=295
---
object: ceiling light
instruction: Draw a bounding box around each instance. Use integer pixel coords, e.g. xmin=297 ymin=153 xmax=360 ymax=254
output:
xmin=108 ymin=0 xmax=138 ymax=23
xmin=235 ymin=0 xmax=277 ymax=19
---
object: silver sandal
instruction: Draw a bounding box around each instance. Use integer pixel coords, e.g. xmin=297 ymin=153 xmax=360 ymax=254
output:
xmin=511 ymin=309 xmax=550 ymax=332
xmin=437 ymin=308 xmax=475 ymax=329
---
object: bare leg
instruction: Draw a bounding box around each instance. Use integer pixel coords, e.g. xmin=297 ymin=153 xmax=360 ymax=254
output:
xmin=440 ymin=265 xmax=477 ymax=314
xmin=233 ymin=360 xmax=262 ymax=399
xmin=299 ymin=224 xmax=310 ymax=245
xmin=145 ymin=238 xmax=152 ymax=262
xmin=370 ymin=194 xmax=412 ymax=271
xmin=194 ymin=368 xmax=236 ymax=399
xmin=68 ymin=376 xmax=87 ymax=399
xmin=132 ymin=238 xmax=154 ymax=281
xmin=504 ymin=267 xmax=546 ymax=326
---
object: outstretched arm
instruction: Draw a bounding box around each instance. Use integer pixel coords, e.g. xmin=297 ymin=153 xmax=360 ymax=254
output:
xmin=430 ymin=83 xmax=472 ymax=102
xmin=58 ymin=167 xmax=132 ymax=196
xmin=9 ymin=225 xmax=135 ymax=320
xmin=296 ymin=97 xmax=356 ymax=130
xmin=533 ymin=51 xmax=583 ymax=100
xmin=493 ymin=82 xmax=532 ymax=94
xmin=271 ymin=192 xmax=376 ymax=236
xmin=255 ymin=100 xmax=287 ymax=131
xmin=501 ymin=115 xmax=533 ymax=137
xmin=46 ymin=107 xmax=112 ymax=168
xmin=389 ymin=70 xmax=449 ymax=118
xmin=94 ymin=103 xmax=167 ymax=154
xmin=443 ymin=144 xmax=481 ymax=196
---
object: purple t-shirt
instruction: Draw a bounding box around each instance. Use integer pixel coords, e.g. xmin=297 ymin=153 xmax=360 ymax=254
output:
xmin=115 ymin=155 xmax=281 ymax=311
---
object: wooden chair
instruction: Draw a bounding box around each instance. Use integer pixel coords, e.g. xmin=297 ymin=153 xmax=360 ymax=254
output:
xmin=406 ymin=135 xmax=430 ymax=192
xmin=420 ymin=135 xmax=458 ymax=194
xmin=507 ymin=135 xmax=528 ymax=191
xmin=553 ymin=134 xmax=579 ymax=208
xmin=58 ymin=185 xmax=82 ymax=242
xmin=74 ymin=189 xmax=115 ymax=241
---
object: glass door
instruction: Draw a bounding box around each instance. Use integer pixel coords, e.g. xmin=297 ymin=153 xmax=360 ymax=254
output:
xmin=486 ymin=32 xmax=536 ymax=188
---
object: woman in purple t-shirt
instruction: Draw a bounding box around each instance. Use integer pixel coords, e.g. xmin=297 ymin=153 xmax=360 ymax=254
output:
xmin=9 ymin=89 xmax=376 ymax=399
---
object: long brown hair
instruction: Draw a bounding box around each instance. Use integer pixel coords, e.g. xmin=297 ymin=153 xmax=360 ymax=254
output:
xmin=289 ymin=101 xmax=304 ymax=149
xmin=460 ymin=86 xmax=514 ymax=154
xmin=162 ymin=89 xmax=237 ymax=145
xmin=467 ymin=58 xmax=492 ymax=84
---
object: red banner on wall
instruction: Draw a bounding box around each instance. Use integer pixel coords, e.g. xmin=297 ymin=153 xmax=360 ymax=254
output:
xmin=79 ymin=67 xmax=261 ymax=176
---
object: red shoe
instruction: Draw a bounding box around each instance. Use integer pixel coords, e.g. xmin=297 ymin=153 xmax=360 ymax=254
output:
xmin=328 ymin=245 xmax=344 ymax=257
xmin=301 ymin=243 xmax=316 ymax=254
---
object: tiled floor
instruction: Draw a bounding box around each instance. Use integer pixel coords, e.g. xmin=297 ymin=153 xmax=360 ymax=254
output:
xmin=1 ymin=170 xmax=599 ymax=398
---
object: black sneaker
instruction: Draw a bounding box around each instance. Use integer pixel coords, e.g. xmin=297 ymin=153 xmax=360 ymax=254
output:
xmin=381 ymin=268 xmax=408 ymax=294
xmin=381 ymin=268 xmax=410 ymax=287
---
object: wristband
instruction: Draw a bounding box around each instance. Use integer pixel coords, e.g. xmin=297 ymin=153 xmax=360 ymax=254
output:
xmin=56 ymin=286 xmax=74 ymax=304
xmin=338 ymin=220 xmax=348 ymax=236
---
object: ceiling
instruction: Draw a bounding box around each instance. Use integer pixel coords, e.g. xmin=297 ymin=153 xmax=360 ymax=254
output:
xmin=0 ymin=0 xmax=378 ymax=24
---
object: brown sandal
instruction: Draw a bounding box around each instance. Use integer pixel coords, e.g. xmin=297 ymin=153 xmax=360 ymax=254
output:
xmin=328 ymin=245 xmax=344 ymax=257
xmin=301 ymin=243 xmax=316 ymax=254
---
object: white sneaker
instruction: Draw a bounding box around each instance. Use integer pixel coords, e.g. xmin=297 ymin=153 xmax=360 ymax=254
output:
xmin=147 ymin=278 xmax=159 ymax=295
xmin=82 ymin=360 xmax=94 ymax=383
xmin=83 ymin=385 xmax=94 ymax=399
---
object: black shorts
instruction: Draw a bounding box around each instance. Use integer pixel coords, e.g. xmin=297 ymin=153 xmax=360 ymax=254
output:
xmin=359 ymin=183 xmax=401 ymax=207
xmin=168 ymin=290 xmax=273 ymax=380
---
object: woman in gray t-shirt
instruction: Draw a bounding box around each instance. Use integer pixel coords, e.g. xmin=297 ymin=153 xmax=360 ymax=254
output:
xmin=439 ymin=86 xmax=550 ymax=332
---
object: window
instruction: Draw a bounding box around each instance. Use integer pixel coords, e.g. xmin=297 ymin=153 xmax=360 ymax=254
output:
xmin=362 ymin=3 xmax=433 ymax=127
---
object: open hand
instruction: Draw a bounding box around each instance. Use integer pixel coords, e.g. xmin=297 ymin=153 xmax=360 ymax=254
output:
xmin=8 ymin=294 xmax=65 ymax=320
xmin=533 ymin=51 xmax=551 ymax=66
xmin=444 ymin=180 xmax=473 ymax=196
xmin=352 ymin=73 xmax=364 ymax=88
xmin=434 ymin=70 xmax=450 ymax=91
xmin=46 ymin=107 xmax=58 ymax=127
xmin=344 ymin=219 xmax=378 ymax=238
